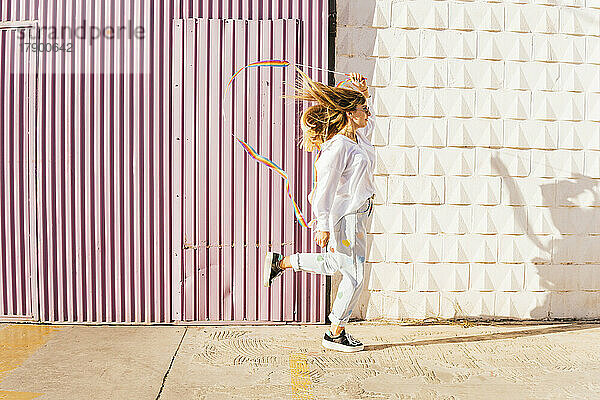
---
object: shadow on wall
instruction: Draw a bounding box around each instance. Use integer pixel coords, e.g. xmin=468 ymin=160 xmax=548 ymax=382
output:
xmin=491 ymin=155 xmax=600 ymax=319
xmin=353 ymin=156 xmax=600 ymax=321
xmin=328 ymin=1 xmax=378 ymax=319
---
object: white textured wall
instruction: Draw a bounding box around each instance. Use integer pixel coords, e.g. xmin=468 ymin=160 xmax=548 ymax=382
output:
xmin=336 ymin=0 xmax=600 ymax=320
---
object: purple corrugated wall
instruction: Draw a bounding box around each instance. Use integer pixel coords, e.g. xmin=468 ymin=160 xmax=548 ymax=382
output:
xmin=0 ymin=1 xmax=328 ymax=323
xmin=173 ymin=18 xmax=325 ymax=323
xmin=0 ymin=25 xmax=37 ymax=320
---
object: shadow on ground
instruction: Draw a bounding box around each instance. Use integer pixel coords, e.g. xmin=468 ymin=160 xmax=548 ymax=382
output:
xmin=364 ymin=322 xmax=600 ymax=351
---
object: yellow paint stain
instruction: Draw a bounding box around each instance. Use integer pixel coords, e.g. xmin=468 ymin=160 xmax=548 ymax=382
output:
xmin=0 ymin=390 xmax=43 ymax=399
xmin=0 ymin=325 xmax=58 ymax=381
xmin=0 ymin=325 xmax=58 ymax=399
xmin=342 ymin=239 xmax=350 ymax=247
xmin=289 ymin=353 xmax=314 ymax=400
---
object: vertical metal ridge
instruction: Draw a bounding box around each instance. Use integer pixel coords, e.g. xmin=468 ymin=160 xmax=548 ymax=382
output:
xmin=89 ymin=0 xmax=99 ymax=323
xmin=164 ymin=0 xmax=174 ymax=323
xmin=64 ymin=0 xmax=75 ymax=322
xmin=283 ymin=18 xmax=296 ymax=321
xmin=123 ymin=0 xmax=133 ymax=322
xmin=148 ymin=0 xmax=158 ymax=323
xmin=148 ymin=0 xmax=156 ymax=322
xmin=222 ymin=20 xmax=234 ymax=321
xmin=98 ymin=0 xmax=108 ymax=323
xmin=270 ymin=19 xmax=282 ymax=322
xmin=15 ymin=28 xmax=26 ymax=317
xmin=9 ymin=28 xmax=18 ymax=316
xmin=171 ymin=18 xmax=184 ymax=322
xmin=48 ymin=0 xmax=58 ymax=321
xmin=55 ymin=0 xmax=66 ymax=322
xmin=4 ymin=29 xmax=12 ymax=316
xmin=257 ymin=18 xmax=269 ymax=321
xmin=0 ymin=28 xmax=7 ymax=316
xmin=131 ymin=0 xmax=141 ymax=323
xmin=249 ymin=18 xmax=259 ymax=320
xmin=141 ymin=0 xmax=151 ymax=323
xmin=232 ymin=19 xmax=245 ymax=321
xmin=182 ymin=17 xmax=195 ymax=321
xmin=207 ymin=18 xmax=221 ymax=321
xmin=72 ymin=0 xmax=82 ymax=322
xmin=112 ymin=0 xmax=122 ymax=323
xmin=195 ymin=18 xmax=207 ymax=322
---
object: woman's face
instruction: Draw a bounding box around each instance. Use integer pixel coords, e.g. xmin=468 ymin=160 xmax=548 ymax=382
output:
xmin=348 ymin=103 xmax=371 ymax=129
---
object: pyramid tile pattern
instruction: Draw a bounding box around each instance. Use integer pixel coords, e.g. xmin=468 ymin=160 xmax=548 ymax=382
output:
xmin=448 ymin=60 xmax=504 ymax=89
xmin=505 ymin=4 xmax=559 ymax=33
xmin=337 ymin=0 xmax=600 ymax=320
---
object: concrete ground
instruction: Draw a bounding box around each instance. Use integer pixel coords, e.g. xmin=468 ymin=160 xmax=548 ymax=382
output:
xmin=0 ymin=322 xmax=599 ymax=399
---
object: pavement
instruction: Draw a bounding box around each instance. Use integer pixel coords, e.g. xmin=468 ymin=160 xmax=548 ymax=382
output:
xmin=0 ymin=321 xmax=599 ymax=399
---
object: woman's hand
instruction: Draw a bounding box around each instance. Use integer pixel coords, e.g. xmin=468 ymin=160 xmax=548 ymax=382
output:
xmin=314 ymin=231 xmax=330 ymax=248
xmin=347 ymin=72 xmax=368 ymax=97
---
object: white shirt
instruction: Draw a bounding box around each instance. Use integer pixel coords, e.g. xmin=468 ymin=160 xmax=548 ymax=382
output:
xmin=308 ymin=99 xmax=376 ymax=232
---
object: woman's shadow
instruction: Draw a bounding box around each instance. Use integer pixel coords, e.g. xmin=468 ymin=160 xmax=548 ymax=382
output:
xmin=491 ymin=155 xmax=600 ymax=319
xmin=358 ymin=156 xmax=600 ymax=352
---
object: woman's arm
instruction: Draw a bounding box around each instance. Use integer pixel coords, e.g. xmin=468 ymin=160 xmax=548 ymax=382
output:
xmin=347 ymin=72 xmax=369 ymax=99
xmin=348 ymin=73 xmax=374 ymax=142
xmin=357 ymin=96 xmax=375 ymax=142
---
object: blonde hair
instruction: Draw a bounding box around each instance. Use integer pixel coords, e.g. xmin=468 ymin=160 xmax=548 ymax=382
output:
xmin=294 ymin=68 xmax=366 ymax=152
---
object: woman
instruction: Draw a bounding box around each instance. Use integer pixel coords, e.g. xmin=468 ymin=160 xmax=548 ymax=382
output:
xmin=264 ymin=71 xmax=375 ymax=352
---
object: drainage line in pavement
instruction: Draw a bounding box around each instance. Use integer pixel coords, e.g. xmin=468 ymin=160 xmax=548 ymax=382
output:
xmin=156 ymin=326 xmax=188 ymax=400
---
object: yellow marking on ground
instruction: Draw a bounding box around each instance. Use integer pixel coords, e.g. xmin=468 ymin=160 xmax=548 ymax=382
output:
xmin=289 ymin=353 xmax=314 ymax=400
xmin=0 ymin=325 xmax=58 ymax=381
xmin=0 ymin=325 xmax=59 ymax=399
xmin=0 ymin=390 xmax=43 ymax=399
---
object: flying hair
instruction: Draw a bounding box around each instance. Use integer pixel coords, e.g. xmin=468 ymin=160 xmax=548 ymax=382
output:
xmin=293 ymin=67 xmax=366 ymax=152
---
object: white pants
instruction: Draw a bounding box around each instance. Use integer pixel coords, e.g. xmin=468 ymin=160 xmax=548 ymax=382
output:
xmin=290 ymin=196 xmax=374 ymax=327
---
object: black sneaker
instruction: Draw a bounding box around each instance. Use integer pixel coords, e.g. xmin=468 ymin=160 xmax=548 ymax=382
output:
xmin=263 ymin=252 xmax=284 ymax=287
xmin=322 ymin=329 xmax=364 ymax=352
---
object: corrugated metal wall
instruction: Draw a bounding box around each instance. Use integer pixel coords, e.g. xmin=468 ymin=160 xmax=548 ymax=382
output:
xmin=0 ymin=1 xmax=328 ymax=323
xmin=173 ymin=18 xmax=325 ymax=323
xmin=0 ymin=25 xmax=37 ymax=320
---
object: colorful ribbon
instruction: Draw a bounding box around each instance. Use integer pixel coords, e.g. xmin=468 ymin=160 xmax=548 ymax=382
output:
xmin=336 ymin=79 xmax=351 ymax=88
xmin=233 ymin=137 xmax=317 ymax=228
xmin=224 ymin=59 xmax=317 ymax=228
xmin=224 ymin=60 xmax=290 ymax=100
